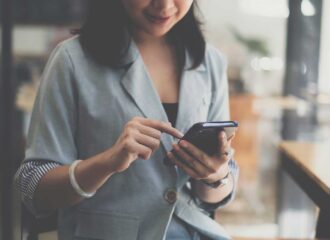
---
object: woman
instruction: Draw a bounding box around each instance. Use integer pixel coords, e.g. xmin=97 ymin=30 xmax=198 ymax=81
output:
xmin=15 ymin=0 xmax=238 ymax=239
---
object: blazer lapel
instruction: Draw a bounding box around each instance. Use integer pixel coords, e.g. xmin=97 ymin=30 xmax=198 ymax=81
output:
xmin=120 ymin=42 xmax=208 ymax=154
xmin=175 ymin=52 xmax=208 ymax=133
xmin=120 ymin=42 xmax=173 ymax=152
xmin=121 ymin=56 xmax=168 ymax=122
xmin=175 ymin=55 xmax=208 ymax=188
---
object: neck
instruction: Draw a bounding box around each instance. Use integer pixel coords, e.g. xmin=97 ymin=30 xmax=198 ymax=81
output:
xmin=132 ymin=29 xmax=169 ymax=48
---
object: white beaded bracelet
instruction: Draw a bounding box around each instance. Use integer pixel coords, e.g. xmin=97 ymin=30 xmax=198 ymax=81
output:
xmin=69 ymin=160 xmax=96 ymax=198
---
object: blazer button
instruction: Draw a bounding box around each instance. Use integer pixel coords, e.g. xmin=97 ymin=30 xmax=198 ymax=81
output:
xmin=164 ymin=189 xmax=178 ymax=204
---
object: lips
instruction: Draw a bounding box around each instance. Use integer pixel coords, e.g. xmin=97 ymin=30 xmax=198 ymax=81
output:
xmin=146 ymin=13 xmax=171 ymax=24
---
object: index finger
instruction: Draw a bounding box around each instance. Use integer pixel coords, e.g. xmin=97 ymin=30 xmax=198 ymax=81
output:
xmin=140 ymin=118 xmax=184 ymax=139
xmin=218 ymin=130 xmax=229 ymax=149
xmin=227 ymin=132 xmax=236 ymax=142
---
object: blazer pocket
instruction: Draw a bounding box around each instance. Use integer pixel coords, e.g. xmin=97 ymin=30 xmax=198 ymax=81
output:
xmin=74 ymin=210 xmax=140 ymax=240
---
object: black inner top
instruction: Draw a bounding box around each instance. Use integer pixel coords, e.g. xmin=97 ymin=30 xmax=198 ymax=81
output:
xmin=162 ymin=103 xmax=178 ymax=127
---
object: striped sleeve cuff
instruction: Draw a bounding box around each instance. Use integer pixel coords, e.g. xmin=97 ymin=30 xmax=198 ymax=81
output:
xmin=14 ymin=160 xmax=61 ymax=217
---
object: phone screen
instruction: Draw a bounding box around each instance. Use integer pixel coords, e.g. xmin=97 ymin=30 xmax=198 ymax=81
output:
xmin=180 ymin=121 xmax=238 ymax=156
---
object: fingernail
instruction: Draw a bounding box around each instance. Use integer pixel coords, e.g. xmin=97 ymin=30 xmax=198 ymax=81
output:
xmin=221 ymin=132 xmax=226 ymax=138
xmin=180 ymin=141 xmax=187 ymax=147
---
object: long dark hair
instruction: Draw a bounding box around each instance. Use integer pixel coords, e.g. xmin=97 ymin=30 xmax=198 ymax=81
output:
xmin=75 ymin=0 xmax=206 ymax=70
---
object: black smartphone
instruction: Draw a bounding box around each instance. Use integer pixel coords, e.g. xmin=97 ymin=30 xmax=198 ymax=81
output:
xmin=179 ymin=121 xmax=238 ymax=156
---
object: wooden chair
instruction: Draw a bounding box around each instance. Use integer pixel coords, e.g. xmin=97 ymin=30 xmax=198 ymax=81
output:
xmin=21 ymin=204 xmax=57 ymax=240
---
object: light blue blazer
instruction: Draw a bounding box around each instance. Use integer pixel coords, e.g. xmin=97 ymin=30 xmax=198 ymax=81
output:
xmin=24 ymin=36 xmax=234 ymax=240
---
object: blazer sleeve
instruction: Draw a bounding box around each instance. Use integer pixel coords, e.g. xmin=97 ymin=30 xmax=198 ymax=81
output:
xmin=14 ymin=43 xmax=78 ymax=217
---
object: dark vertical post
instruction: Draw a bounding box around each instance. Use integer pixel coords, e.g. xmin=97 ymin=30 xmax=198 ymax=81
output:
xmin=1 ymin=0 xmax=14 ymax=239
xmin=282 ymin=0 xmax=323 ymax=140
xmin=284 ymin=0 xmax=323 ymax=98
xmin=278 ymin=0 xmax=324 ymax=237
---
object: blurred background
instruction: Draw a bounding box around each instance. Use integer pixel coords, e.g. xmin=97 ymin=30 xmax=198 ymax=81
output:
xmin=1 ymin=0 xmax=329 ymax=239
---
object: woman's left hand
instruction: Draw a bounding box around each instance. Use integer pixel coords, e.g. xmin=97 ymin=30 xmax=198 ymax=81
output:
xmin=167 ymin=131 xmax=235 ymax=183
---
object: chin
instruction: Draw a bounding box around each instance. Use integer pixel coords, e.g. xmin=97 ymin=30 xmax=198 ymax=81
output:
xmin=149 ymin=30 xmax=169 ymax=37
xmin=145 ymin=26 xmax=174 ymax=37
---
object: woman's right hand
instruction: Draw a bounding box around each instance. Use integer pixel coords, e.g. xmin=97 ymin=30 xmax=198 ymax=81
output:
xmin=31 ymin=117 xmax=183 ymax=211
xmin=105 ymin=117 xmax=183 ymax=173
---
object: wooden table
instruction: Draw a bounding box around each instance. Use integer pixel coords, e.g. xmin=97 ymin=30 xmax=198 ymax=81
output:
xmin=233 ymin=238 xmax=317 ymax=240
xmin=279 ymin=141 xmax=330 ymax=239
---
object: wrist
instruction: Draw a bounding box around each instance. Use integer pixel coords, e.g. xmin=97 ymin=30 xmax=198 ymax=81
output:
xmin=204 ymin=163 xmax=230 ymax=184
xmin=218 ymin=164 xmax=231 ymax=181
xmin=202 ymin=170 xmax=231 ymax=189
xmin=99 ymin=148 xmax=119 ymax=175
xmin=69 ymin=160 xmax=96 ymax=198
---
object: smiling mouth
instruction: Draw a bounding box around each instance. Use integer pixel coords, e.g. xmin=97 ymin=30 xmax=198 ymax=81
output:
xmin=146 ymin=14 xmax=171 ymax=25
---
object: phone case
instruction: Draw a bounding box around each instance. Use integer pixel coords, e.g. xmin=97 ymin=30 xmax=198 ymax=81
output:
xmin=180 ymin=121 xmax=238 ymax=156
